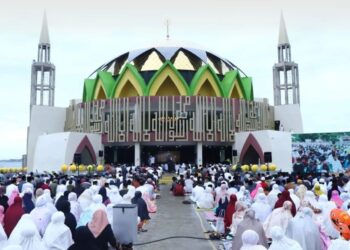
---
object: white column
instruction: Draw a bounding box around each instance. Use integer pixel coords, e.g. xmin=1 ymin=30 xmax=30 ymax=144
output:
xmin=196 ymin=142 xmax=203 ymax=166
xmin=134 ymin=143 xmax=141 ymax=166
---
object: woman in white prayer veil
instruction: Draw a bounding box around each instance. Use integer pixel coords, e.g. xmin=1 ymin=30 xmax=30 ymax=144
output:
xmin=240 ymin=230 xmax=267 ymax=250
xmin=77 ymin=189 xmax=93 ymax=211
xmin=68 ymin=192 xmax=81 ymax=222
xmin=8 ymin=215 xmax=42 ymax=248
xmin=236 ymin=186 xmax=246 ymax=201
xmin=286 ymin=207 xmax=322 ymax=250
xmin=288 ymin=189 xmax=300 ymax=209
xmin=106 ymin=204 xmax=114 ymax=224
xmin=264 ymin=201 xmax=293 ymax=238
xmin=328 ymin=238 xmax=350 ymax=250
xmin=18 ymin=226 xmax=45 ymax=250
xmin=43 ymin=192 xmax=57 ymax=217
xmin=77 ymin=194 xmax=105 ymax=227
xmin=43 ymin=211 xmax=73 ymax=250
xmin=269 ymin=226 xmax=302 ymax=250
xmin=251 ymin=194 xmax=271 ymax=223
xmin=302 ymin=191 xmax=319 ymax=209
xmin=196 ymin=187 xmax=214 ymax=209
xmin=0 ymin=223 xmax=7 ymax=250
xmin=317 ymin=194 xmax=339 ymax=239
xmin=29 ymin=195 xmax=51 ymax=236
xmin=108 ymin=186 xmax=123 ymax=205
xmin=267 ymin=184 xmax=280 ymax=209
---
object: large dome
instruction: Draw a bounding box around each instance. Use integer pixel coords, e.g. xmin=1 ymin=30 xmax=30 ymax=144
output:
xmin=83 ymin=41 xmax=253 ymax=102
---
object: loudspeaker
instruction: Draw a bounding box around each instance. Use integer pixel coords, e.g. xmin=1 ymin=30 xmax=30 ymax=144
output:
xmin=274 ymin=120 xmax=280 ymax=131
xmin=98 ymin=150 xmax=104 ymax=157
xmin=73 ymin=153 xmax=81 ymax=165
xmin=264 ymin=152 xmax=272 ymax=163
xmin=232 ymin=150 xmax=237 ymax=157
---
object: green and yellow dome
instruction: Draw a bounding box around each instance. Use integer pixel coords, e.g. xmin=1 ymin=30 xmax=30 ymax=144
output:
xmin=83 ymin=42 xmax=253 ymax=102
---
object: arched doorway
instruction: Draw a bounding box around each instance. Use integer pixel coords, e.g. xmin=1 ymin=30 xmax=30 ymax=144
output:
xmin=239 ymin=133 xmax=264 ymax=164
xmin=241 ymin=145 xmax=261 ymax=164
xmin=74 ymin=136 xmax=97 ymax=165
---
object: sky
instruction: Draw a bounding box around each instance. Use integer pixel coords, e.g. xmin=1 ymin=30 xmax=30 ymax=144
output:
xmin=0 ymin=0 xmax=349 ymax=159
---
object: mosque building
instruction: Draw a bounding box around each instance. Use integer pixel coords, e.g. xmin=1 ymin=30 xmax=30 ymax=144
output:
xmin=26 ymin=13 xmax=303 ymax=173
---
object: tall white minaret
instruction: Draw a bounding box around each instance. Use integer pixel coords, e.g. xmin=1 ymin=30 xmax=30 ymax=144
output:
xmin=273 ymin=12 xmax=300 ymax=105
xmin=30 ymin=11 xmax=56 ymax=111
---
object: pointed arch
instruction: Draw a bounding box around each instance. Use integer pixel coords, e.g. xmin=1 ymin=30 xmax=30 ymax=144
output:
xmin=75 ymin=136 xmax=97 ymax=164
xmin=190 ymin=65 xmax=223 ymax=97
xmin=239 ymin=133 xmax=265 ymax=164
xmin=113 ymin=64 xmax=145 ymax=97
xmin=241 ymin=77 xmax=254 ymax=101
xmin=147 ymin=61 xmax=189 ymax=96
xmin=94 ymin=79 xmax=107 ymax=100
xmin=221 ymin=70 xmax=245 ymax=99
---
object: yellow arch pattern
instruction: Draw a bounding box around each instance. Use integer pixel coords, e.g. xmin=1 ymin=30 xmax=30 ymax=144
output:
xmin=114 ymin=69 xmax=144 ymax=98
xmin=229 ymin=80 xmax=244 ymax=99
xmin=148 ymin=64 xmax=188 ymax=96
xmin=94 ymin=79 xmax=108 ymax=100
xmin=192 ymin=69 xmax=222 ymax=97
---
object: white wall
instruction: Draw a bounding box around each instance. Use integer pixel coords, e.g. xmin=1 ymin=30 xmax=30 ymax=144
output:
xmin=235 ymin=130 xmax=292 ymax=172
xmin=32 ymin=132 xmax=102 ymax=173
xmin=27 ymin=106 xmax=66 ymax=170
xmin=274 ymin=104 xmax=303 ymax=133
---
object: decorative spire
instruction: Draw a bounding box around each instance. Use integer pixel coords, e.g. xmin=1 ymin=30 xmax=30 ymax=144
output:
xmin=166 ymin=19 xmax=170 ymax=40
xmin=278 ymin=12 xmax=289 ymax=45
xmin=39 ymin=11 xmax=50 ymax=44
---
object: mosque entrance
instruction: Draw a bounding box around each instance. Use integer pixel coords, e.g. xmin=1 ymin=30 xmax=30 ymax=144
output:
xmin=141 ymin=145 xmax=196 ymax=165
xmin=241 ymin=145 xmax=261 ymax=165
xmin=104 ymin=146 xmax=134 ymax=165
xmin=203 ymin=146 xmax=232 ymax=164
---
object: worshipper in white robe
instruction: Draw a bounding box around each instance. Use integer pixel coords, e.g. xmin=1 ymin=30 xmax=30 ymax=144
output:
xmin=316 ymin=194 xmax=339 ymax=239
xmin=241 ymin=230 xmax=267 ymax=250
xmin=302 ymin=190 xmax=319 ymax=209
xmin=288 ymin=189 xmax=300 ymax=209
xmin=232 ymin=210 xmax=268 ymax=250
xmin=184 ymin=177 xmax=194 ymax=193
xmin=251 ymin=194 xmax=271 ymax=223
xmin=196 ymin=187 xmax=214 ymax=209
xmin=55 ymin=183 xmax=67 ymax=203
xmin=230 ymin=201 xmax=247 ymax=236
xmin=264 ymin=201 xmax=293 ymax=238
xmin=328 ymin=238 xmax=350 ymax=250
xmin=29 ymin=195 xmax=51 ymax=236
xmin=268 ymin=226 xmax=302 ymax=250
xmin=267 ymin=184 xmax=280 ymax=209
xmin=215 ymin=183 xmax=228 ymax=204
xmin=286 ymin=207 xmax=322 ymax=250
xmin=77 ymin=194 xmax=105 ymax=227
xmin=43 ymin=193 xmax=57 ymax=217
xmin=43 ymin=211 xmax=73 ymax=250
xmin=0 ymin=223 xmax=7 ymax=250
xmin=190 ymin=184 xmax=205 ymax=202
xmin=253 ymin=187 xmax=266 ymax=202
xmin=108 ymin=186 xmax=123 ymax=205
xmin=17 ymin=226 xmax=45 ymax=250
xmin=68 ymin=192 xmax=81 ymax=222
xmin=340 ymin=192 xmax=350 ymax=211
xmin=236 ymin=186 xmax=246 ymax=201
xmin=77 ymin=189 xmax=93 ymax=211
xmin=8 ymin=214 xmax=41 ymax=248
xmin=106 ymin=204 xmax=114 ymax=224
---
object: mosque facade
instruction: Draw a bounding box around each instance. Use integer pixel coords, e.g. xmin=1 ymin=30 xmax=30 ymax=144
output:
xmin=26 ymin=14 xmax=303 ymax=173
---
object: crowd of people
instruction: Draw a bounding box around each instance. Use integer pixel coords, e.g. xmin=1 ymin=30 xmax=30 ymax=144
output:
xmin=292 ymin=142 xmax=350 ymax=174
xmin=0 ymin=165 xmax=162 ymax=250
xmin=169 ymin=163 xmax=350 ymax=249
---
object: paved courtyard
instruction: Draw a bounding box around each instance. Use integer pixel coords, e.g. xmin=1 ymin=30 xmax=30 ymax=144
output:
xmin=134 ymin=183 xmax=220 ymax=250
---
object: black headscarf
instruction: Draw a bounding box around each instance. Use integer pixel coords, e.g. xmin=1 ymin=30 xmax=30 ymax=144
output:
xmin=55 ymin=190 xmax=70 ymax=211
xmin=58 ymin=200 xmax=77 ymax=239
xmin=98 ymin=187 xmax=109 ymax=204
xmin=22 ymin=192 xmax=35 ymax=213
xmin=68 ymin=226 xmax=99 ymax=250
xmin=131 ymin=191 xmax=150 ymax=221
xmin=215 ymin=196 xmax=229 ymax=217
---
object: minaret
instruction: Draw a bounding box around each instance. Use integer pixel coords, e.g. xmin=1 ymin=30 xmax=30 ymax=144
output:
xmin=30 ymin=12 xmax=55 ymax=110
xmin=273 ymin=13 xmax=300 ymax=105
